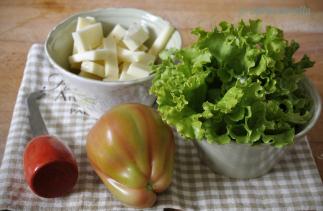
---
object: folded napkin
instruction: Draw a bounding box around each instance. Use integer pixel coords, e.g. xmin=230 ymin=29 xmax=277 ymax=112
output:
xmin=0 ymin=44 xmax=322 ymax=210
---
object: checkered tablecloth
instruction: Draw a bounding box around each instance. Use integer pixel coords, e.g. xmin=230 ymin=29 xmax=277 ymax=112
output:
xmin=0 ymin=44 xmax=322 ymax=210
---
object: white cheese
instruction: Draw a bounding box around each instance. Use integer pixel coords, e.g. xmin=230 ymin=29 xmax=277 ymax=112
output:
xmin=73 ymin=16 xmax=97 ymax=54
xmin=119 ymin=71 xmax=136 ymax=81
xmin=123 ymin=23 xmax=149 ymax=51
xmin=72 ymin=23 xmax=103 ymax=52
xmin=70 ymin=20 xmax=163 ymax=81
xmin=102 ymin=36 xmax=119 ymax=80
xmin=117 ymin=63 xmax=134 ymax=81
xmin=80 ymin=61 xmax=105 ymax=78
xmin=117 ymin=47 xmax=143 ymax=63
xmin=126 ymin=63 xmax=151 ymax=78
xmin=69 ymin=49 xmax=109 ymax=63
xmin=139 ymin=53 xmax=156 ymax=65
xmin=76 ymin=16 xmax=96 ymax=31
xmin=117 ymin=47 xmax=154 ymax=64
xmin=109 ymin=24 xmax=127 ymax=42
xmin=148 ymin=23 xmax=174 ymax=55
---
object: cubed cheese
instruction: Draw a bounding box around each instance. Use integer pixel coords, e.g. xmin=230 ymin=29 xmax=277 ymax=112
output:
xmin=69 ymin=49 xmax=109 ymax=63
xmin=72 ymin=23 xmax=103 ymax=52
xmin=119 ymin=71 xmax=136 ymax=81
xmin=117 ymin=63 xmax=134 ymax=81
xmin=139 ymin=53 xmax=156 ymax=65
xmin=102 ymin=36 xmax=119 ymax=80
xmin=117 ymin=47 xmax=149 ymax=63
xmin=123 ymin=23 xmax=149 ymax=51
xmin=73 ymin=16 xmax=97 ymax=54
xmin=148 ymin=23 xmax=174 ymax=55
xmin=70 ymin=20 xmax=161 ymax=81
xmin=109 ymin=24 xmax=127 ymax=42
xmin=76 ymin=16 xmax=96 ymax=31
xmin=80 ymin=61 xmax=105 ymax=78
xmin=127 ymin=63 xmax=151 ymax=78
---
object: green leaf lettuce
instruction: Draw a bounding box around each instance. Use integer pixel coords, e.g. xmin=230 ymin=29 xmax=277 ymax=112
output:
xmin=150 ymin=19 xmax=314 ymax=148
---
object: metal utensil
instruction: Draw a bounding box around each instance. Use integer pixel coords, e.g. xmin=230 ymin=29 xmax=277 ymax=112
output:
xmin=27 ymin=90 xmax=48 ymax=136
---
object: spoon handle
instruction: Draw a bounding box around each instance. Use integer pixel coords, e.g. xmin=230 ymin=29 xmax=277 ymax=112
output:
xmin=27 ymin=90 xmax=49 ymax=137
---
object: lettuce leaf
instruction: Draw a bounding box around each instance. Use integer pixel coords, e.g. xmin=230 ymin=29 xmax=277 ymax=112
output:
xmin=151 ymin=19 xmax=314 ymax=148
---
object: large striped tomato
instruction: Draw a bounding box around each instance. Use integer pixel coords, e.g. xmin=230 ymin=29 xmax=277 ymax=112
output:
xmin=86 ymin=103 xmax=175 ymax=208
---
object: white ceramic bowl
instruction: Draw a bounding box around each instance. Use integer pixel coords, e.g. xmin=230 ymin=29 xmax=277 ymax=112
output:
xmin=194 ymin=77 xmax=321 ymax=179
xmin=45 ymin=8 xmax=182 ymax=118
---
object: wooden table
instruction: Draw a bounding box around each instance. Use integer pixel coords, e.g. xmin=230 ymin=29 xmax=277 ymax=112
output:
xmin=0 ymin=0 xmax=322 ymax=181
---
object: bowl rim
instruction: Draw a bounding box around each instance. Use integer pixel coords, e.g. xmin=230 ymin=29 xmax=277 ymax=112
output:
xmin=44 ymin=7 xmax=181 ymax=87
xmin=294 ymin=76 xmax=321 ymax=138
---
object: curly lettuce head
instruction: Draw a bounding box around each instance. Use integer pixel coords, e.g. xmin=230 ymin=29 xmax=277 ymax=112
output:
xmin=150 ymin=20 xmax=314 ymax=148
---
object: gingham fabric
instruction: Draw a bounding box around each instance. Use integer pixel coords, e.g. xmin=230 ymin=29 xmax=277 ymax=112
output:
xmin=0 ymin=44 xmax=322 ymax=210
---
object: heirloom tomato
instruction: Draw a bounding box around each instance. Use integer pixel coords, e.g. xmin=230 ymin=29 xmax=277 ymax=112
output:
xmin=86 ymin=103 xmax=175 ymax=208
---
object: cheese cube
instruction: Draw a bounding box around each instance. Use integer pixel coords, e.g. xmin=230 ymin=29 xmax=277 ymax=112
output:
xmin=116 ymin=63 xmax=133 ymax=81
xmin=109 ymin=24 xmax=127 ymax=42
xmin=81 ymin=61 xmax=105 ymax=78
xmin=73 ymin=16 xmax=97 ymax=54
xmin=76 ymin=16 xmax=96 ymax=31
xmin=119 ymin=71 xmax=136 ymax=81
xmin=102 ymin=36 xmax=119 ymax=80
xmin=149 ymin=23 xmax=174 ymax=55
xmin=72 ymin=23 xmax=103 ymax=52
xmin=127 ymin=63 xmax=151 ymax=78
xmin=139 ymin=53 xmax=156 ymax=65
xmin=69 ymin=49 xmax=109 ymax=63
xmin=123 ymin=23 xmax=149 ymax=51
xmin=117 ymin=47 xmax=147 ymax=63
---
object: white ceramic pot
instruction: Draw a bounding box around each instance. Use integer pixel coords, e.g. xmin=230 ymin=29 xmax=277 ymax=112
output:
xmin=45 ymin=8 xmax=182 ymax=118
xmin=194 ymin=77 xmax=321 ymax=179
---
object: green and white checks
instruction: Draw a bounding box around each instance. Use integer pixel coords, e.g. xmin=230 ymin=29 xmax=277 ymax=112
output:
xmin=0 ymin=44 xmax=322 ymax=210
